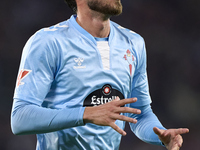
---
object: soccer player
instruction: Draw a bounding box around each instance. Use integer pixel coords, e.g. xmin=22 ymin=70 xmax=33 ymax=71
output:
xmin=11 ymin=0 xmax=189 ymax=149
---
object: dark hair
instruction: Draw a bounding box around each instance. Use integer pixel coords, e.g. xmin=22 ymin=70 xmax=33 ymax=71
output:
xmin=64 ymin=0 xmax=77 ymax=13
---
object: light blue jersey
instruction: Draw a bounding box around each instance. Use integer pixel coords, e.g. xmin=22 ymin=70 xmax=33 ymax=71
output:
xmin=11 ymin=15 xmax=165 ymax=150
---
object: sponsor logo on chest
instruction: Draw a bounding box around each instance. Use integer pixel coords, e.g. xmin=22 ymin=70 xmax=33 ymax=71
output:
xmin=83 ymin=84 xmax=124 ymax=106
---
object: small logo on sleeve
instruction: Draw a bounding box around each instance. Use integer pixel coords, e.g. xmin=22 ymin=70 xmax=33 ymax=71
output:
xmin=16 ymin=69 xmax=32 ymax=88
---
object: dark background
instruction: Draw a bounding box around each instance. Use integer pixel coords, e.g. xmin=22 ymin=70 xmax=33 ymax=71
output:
xmin=0 ymin=0 xmax=199 ymax=149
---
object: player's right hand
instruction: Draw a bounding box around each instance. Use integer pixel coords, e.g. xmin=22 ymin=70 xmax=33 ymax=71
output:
xmin=83 ymin=97 xmax=141 ymax=136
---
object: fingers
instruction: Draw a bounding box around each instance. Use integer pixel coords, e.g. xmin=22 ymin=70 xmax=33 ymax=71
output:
xmin=111 ymin=97 xmax=141 ymax=115
xmin=170 ymin=135 xmax=183 ymax=150
xmin=113 ymin=97 xmax=141 ymax=114
xmin=171 ymin=128 xmax=189 ymax=148
xmin=153 ymin=127 xmax=189 ymax=137
xmin=115 ymin=106 xmax=141 ymax=114
xmin=153 ymin=127 xmax=163 ymax=136
xmin=173 ymin=128 xmax=189 ymax=135
xmin=176 ymin=135 xmax=183 ymax=147
xmin=153 ymin=127 xmax=188 ymax=150
xmin=115 ymin=97 xmax=137 ymax=106
xmin=111 ymin=113 xmax=138 ymax=124
xmin=85 ymin=97 xmax=141 ymax=136
xmin=171 ymin=145 xmax=180 ymax=150
xmin=110 ymin=122 xmax=127 ymax=136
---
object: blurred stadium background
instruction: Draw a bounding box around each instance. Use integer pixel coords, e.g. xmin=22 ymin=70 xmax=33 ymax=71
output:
xmin=0 ymin=0 xmax=199 ymax=149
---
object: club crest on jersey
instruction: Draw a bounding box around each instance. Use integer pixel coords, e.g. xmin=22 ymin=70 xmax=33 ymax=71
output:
xmin=16 ymin=69 xmax=32 ymax=88
xmin=73 ymin=57 xmax=86 ymax=69
xmin=123 ymin=49 xmax=134 ymax=76
xmin=83 ymin=84 xmax=124 ymax=107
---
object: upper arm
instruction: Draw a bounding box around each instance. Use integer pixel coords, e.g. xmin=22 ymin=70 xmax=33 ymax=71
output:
xmin=131 ymin=37 xmax=151 ymax=107
xmin=13 ymin=31 xmax=57 ymax=105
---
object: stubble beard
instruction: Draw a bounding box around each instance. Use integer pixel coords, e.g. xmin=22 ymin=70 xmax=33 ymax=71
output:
xmin=87 ymin=0 xmax=122 ymax=16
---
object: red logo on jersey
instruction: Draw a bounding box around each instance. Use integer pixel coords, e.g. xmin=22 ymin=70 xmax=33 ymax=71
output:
xmin=16 ymin=69 xmax=32 ymax=88
xmin=123 ymin=49 xmax=134 ymax=76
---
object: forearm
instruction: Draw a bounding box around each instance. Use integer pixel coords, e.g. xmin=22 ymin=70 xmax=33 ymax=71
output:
xmin=129 ymin=104 xmax=166 ymax=146
xmin=11 ymin=99 xmax=85 ymax=135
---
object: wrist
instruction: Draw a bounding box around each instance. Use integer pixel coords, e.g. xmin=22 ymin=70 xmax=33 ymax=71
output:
xmin=83 ymin=107 xmax=93 ymax=124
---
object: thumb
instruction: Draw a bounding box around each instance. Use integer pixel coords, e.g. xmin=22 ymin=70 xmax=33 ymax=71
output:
xmin=153 ymin=127 xmax=162 ymax=136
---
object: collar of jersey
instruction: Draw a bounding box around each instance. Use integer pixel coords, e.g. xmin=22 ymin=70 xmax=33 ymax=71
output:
xmin=95 ymin=37 xmax=108 ymax=41
xmin=69 ymin=14 xmax=114 ymax=46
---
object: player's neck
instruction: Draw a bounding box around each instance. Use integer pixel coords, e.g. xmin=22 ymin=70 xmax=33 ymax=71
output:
xmin=76 ymin=9 xmax=111 ymax=38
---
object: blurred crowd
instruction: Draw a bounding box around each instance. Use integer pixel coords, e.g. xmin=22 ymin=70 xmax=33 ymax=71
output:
xmin=0 ymin=0 xmax=199 ymax=149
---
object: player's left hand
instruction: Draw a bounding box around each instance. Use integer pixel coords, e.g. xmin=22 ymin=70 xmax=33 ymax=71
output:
xmin=153 ymin=127 xmax=189 ymax=150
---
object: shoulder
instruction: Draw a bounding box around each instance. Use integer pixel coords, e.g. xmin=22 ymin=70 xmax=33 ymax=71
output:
xmin=32 ymin=20 xmax=70 ymax=42
xmin=110 ymin=21 xmax=145 ymax=44
xmin=21 ymin=21 xmax=69 ymax=63
xmin=110 ymin=21 xmax=146 ymax=59
xmin=110 ymin=21 xmax=147 ymax=68
xmin=24 ymin=20 xmax=71 ymax=55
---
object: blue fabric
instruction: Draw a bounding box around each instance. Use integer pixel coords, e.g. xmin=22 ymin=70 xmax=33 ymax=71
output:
xmin=95 ymin=37 xmax=109 ymax=41
xmin=11 ymin=15 xmax=164 ymax=149
xmin=128 ymin=104 xmax=166 ymax=146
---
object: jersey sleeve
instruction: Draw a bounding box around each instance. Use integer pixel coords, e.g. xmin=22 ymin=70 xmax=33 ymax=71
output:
xmin=130 ymin=37 xmax=152 ymax=107
xmin=128 ymin=104 xmax=166 ymax=146
xmin=13 ymin=31 xmax=55 ymax=104
xmin=11 ymin=31 xmax=85 ymax=135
